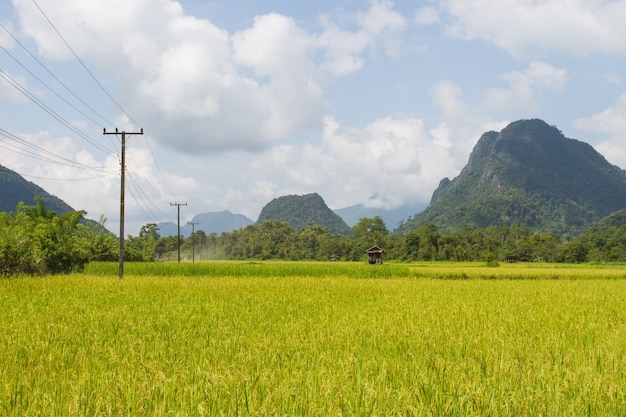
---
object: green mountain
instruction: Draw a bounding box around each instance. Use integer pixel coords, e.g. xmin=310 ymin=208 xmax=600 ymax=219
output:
xmin=0 ymin=164 xmax=75 ymax=214
xmin=397 ymin=119 xmax=626 ymax=237
xmin=256 ymin=193 xmax=352 ymax=236
xmin=592 ymin=207 xmax=626 ymax=230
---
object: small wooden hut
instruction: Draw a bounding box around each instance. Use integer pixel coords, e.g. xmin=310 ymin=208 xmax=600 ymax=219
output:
xmin=364 ymin=246 xmax=384 ymax=264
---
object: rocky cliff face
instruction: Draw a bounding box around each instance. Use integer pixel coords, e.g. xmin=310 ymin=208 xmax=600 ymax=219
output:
xmin=397 ymin=119 xmax=626 ymax=236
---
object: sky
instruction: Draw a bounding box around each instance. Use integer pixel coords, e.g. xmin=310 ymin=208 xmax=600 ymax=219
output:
xmin=2 ymin=0 xmax=626 ymax=235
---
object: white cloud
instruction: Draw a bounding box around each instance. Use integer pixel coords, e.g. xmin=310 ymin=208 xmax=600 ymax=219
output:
xmin=195 ymin=114 xmax=461 ymax=214
xmin=574 ymin=92 xmax=626 ymax=166
xmin=232 ymin=13 xmax=326 ymax=139
xmin=430 ymin=80 xmax=466 ymax=118
xmin=314 ymin=115 xmax=456 ymax=208
xmin=316 ymin=0 xmax=407 ymax=76
xmin=482 ymin=61 xmax=567 ymax=114
xmin=11 ymin=0 xmax=412 ymax=155
xmin=438 ymin=0 xmax=626 ymax=55
xmin=429 ymin=80 xmax=511 ymax=162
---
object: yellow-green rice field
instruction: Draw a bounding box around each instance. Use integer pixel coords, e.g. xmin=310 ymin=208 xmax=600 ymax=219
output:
xmin=1 ymin=261 xmax=625 ymax=415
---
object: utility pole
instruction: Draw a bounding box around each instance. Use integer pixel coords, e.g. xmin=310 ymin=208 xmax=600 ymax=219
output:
xmin=187 ymin=221 xmax=199 ymax=262
xmin=103 ymin=127 xmax=143 ymax=279
xmin=170 ymin=202 xmax=187 ymax=262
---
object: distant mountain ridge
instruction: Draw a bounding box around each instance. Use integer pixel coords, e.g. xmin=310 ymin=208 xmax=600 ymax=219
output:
xmin=334 ymin=202 xmax=426 ymax=229
xmin=257 ymin=193 xmax=352 ymax=235
xmin=397 ymin=119 xmax=626 ymax=236
xmin=156 ymin=210 xmax=253 ymax=237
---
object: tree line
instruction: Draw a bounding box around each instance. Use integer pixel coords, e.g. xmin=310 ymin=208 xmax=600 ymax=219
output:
xmin=3 ymin=200 xmax=626 ymax=276
xmin=152 ymin=216 xmax=622 ymax=265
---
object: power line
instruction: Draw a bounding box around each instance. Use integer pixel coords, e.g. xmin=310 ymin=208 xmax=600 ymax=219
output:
xmin=8 ymin=1 xmax=179 ymax=237
xmin=15 ymin=172 xmax=116 ymax=182
xmin=0 ymin=127 xmax=114 ymax=172
xmin=0 ymin=71 xmax=115 ymax=155
xmin=140 ymin=136 xmax=177 ymax=198
xmin=23 ymin=2 xmax=177 ymax=199
xmin=0 ymin=21 xmax=115 ymax=129
xmin=31 ymin=0 xmax=142 ymax=129
xmin=126 ymin=179 xmax=159 ymax=227
xmin=126 ymin=172 xmax=171 ymax=223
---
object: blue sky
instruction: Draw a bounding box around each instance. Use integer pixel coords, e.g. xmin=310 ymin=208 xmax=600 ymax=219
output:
xmin=2 ymin=0 xmax=626 ymax=235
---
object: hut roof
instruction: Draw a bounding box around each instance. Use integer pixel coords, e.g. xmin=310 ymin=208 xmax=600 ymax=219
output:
xmin=364 ymin=246 xmax=384 ymax=254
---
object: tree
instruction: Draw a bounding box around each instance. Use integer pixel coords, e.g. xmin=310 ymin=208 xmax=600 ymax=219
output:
xmin=402 ymin=223 xmax=439 ymax=261
xmin=562 ymin=239 xmax=588 ymax=263
xmin=352 ymin=216 xmax=389 ymax=243
xmin=0 ymin=199 xmax=95 ymax=275
xmin=294 ymin=224 xmax=330 ymax=260
xmin=76 ymin=215 xmax=117 ymax=262
xmin=125 ymin=223 xmax=161 ymax=261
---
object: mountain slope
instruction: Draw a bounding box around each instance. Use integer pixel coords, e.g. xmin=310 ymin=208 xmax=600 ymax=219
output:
xmin=397 ymin=119 xmax=626 ymax=236
xmin=256 ymin=193 xmax=352 ymax=235
xmin=1 ymin=164 xmax=75 ymax=214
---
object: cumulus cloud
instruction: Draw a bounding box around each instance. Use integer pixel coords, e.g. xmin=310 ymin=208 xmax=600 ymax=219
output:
xmin=12 ymin=0 xmax=409 ymax=154
xmin=232 ymin=13 xmax=325 ymax=139
xmin=429 ymin=79 xmax=512 ymax=162
xmin=574 ymin=93 xmax=626 ymax=166
xmin=437 ymin=0 xmax=626 ymax=55
xmin=482 ymin=61 xmax=567 ymax=114
xmin=430 ymin=80 xmax=466 ymax=118
xmin=316 ymin=0 xmax=407 ymax=76
xmin=194 ymin=114 xmax=462 ymax=213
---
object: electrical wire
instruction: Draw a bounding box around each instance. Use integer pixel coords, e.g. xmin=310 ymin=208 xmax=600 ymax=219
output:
xmin=0 ymin=128 xmax=115 ymax=172
xmin=0 ymin=21 xmax=115 ymax=130
xmin=4 ymin=0 xmax=180 ymax=227
xmin=31 ymin=0 xmax=142 ymax=130
xmin=17 ymin=172 xmax=117 ymax=181
xmin=27 ymin=0 xmax=178 ymax=202
xmin=141 ymin=136 xmax=177 ymax=198
xmin=0 ymin=70 xmax=115 ymax=156
xmin=126 ymin=169 xmax=171 ymax=219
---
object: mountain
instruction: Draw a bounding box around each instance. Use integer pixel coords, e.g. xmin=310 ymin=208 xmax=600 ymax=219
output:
xmin=156 ymin=210 xmax=253 ymax=237
xmin=1 ymin=164 xmax=76 ymax=215
xmin=334 ymin=202 xmax=426 ymax=229
xmin=256 ymin=193 xmax=352 ymax=235
xmin=396 ymin=119 xmax=626 ymax=237
xmin=593 ymin=207 xmax=626 ymax=230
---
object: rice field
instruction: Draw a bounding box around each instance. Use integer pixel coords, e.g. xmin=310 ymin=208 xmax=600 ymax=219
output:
xmin=1 ymin=261 xmax=626 ymax=415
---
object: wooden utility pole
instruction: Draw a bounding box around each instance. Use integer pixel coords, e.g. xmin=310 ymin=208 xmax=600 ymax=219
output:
xmin=103 ymin=128 xmax=143 ymax=279
xmin=187 ymin=221 xmax=199 ymax=262
xmin=170 ymin=202 xmax=187 ymax=262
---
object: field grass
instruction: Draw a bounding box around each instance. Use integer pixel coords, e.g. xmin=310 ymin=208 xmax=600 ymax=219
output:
xmin=2 ymin=261 xmax=626 ymax=415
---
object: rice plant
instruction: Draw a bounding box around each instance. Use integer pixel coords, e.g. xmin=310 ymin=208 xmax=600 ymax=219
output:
xmin=2 ymin=264 xmax=626 ymax=415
